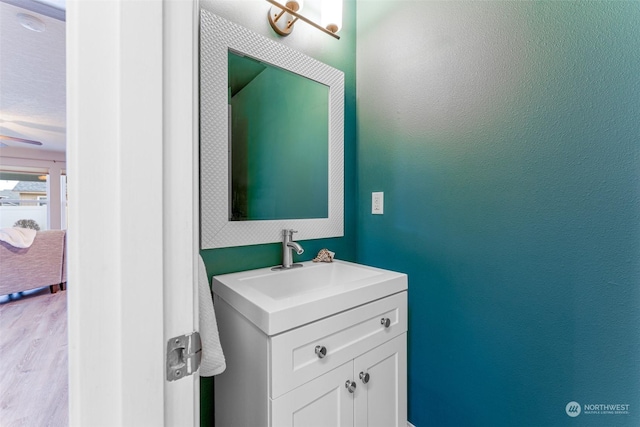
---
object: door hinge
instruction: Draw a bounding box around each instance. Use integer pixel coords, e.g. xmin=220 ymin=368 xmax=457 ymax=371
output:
xmin=166 ymin=331 xmax=202 ymax=382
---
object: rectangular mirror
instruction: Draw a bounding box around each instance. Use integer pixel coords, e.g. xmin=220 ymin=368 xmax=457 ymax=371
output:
xmin=228 ymin=50 xmax=329 ymax=221
xmin=200 ymin=10 xmax=344 ymax=249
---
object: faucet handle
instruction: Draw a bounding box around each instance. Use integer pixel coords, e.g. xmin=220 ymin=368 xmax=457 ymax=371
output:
xmin=283 ymin=229 xmax=298 ymax=237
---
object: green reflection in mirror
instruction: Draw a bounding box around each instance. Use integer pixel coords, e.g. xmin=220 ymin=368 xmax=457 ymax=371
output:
xmin=228 ymin=50 xmax=329 ymax=221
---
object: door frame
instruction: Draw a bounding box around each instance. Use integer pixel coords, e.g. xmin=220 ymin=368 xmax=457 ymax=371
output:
xmin=67 ymin=0 xmax=199 ymax=425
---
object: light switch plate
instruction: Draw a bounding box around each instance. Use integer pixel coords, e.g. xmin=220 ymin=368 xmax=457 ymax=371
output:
xmin=372 ymin=192 xmax=384 ymax=214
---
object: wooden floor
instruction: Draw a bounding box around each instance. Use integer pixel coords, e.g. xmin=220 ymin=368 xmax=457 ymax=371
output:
xmin=0 ymin=288 xmax=68 ymax=427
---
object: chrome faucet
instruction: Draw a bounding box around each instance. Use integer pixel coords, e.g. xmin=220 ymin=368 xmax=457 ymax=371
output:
xmin=273 ymin=229 xmax=304 ymax=270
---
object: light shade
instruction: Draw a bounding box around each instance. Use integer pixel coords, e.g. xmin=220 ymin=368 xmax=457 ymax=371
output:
xmin=284 ymin=0 xmax=303 ymax=12
xmin=321 ymin=0 xmax=342 ymax=33
xmin=265 ymin=0 xmax=341 ymax=40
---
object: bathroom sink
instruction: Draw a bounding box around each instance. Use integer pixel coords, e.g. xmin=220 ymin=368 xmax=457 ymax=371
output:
xmin=212 ymin=260 xmax=407 ymax=335
xmin=241 ymin=261 xmax=383 ymax=300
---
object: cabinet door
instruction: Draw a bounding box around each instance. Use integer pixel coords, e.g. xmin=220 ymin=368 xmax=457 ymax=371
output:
xmin=353 ymin=334 xmax=407 ymax=427
xmin=271 ymin=362 xmax=355 ymax=427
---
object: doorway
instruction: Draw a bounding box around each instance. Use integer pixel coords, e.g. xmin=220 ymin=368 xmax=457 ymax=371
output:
xmin=0 ymin=0 xmax=68 ymax=423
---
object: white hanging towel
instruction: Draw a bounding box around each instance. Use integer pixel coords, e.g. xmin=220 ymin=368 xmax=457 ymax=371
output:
xmin=198 ymin=255 xmax=226 ymax=376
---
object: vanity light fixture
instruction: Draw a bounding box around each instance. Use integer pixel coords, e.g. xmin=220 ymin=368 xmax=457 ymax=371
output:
xmin=266 ymin=0 xmax=342 ymax=40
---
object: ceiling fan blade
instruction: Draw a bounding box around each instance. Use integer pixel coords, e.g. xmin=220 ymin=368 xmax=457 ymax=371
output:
xmin=0 ymin=134 xmax=43 ymax=146
xmin=0 ymin=119 xmax=65 ymax=133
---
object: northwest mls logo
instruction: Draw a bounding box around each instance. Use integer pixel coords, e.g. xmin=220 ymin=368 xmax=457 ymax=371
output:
xmin=566 ymin=401 xmax=581 ymax=417
xmin=566 ymin=401 xmax=631 ymax=417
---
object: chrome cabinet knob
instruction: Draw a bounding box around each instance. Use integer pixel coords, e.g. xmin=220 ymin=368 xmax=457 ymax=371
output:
xmin=345 ymin=380 xmax=357 ymax=393
xmin=359 ymin=371 xmax=370 ymax=384
xmin=315 ymin=345 xmax=327 ymax=359
xmin=380 ymin=317 xmax=391 ymax=328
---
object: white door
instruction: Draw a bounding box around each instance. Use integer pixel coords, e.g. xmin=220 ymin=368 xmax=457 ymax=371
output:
xmin=67 ymin=1 xmax=200 ymax=425
xmin=353 ymin=335 xmax=407 ymax=427
xmin=271 ymin=362 xmax=355 ymax=427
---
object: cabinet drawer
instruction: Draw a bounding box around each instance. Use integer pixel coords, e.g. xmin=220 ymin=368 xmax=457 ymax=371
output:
xmin=269 ymin=291 xmax=407 ymax=399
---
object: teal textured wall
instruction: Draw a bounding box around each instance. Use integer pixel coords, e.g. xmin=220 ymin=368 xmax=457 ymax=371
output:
xmin=200 ymin=2 xmax=357 ymax=426
xmin=356 ymin=1 xmax=639 ymax=426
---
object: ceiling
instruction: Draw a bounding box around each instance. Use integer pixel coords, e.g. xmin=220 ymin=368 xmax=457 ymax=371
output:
xmin=0 ymin=0 xmax=66 ymax=153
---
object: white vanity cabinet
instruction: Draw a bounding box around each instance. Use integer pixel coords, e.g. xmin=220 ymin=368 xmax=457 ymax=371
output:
xmin=213 ymin=290 xmax=408 ymax=427
xmin=270 ymin=360 xmax=354 ymax=426
xmin=353 ymin=334 xmax=407 ymax=427
xmin=271 ymin=334 xmax=407 ymax=427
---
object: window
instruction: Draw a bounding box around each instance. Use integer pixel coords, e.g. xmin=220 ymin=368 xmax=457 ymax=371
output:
xmin=0 ymin=171 xmax=49 ymax=230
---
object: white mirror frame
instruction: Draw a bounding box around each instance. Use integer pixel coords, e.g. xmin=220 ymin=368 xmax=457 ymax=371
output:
xmin=200 ymin=10 xmax=344 ymax=249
